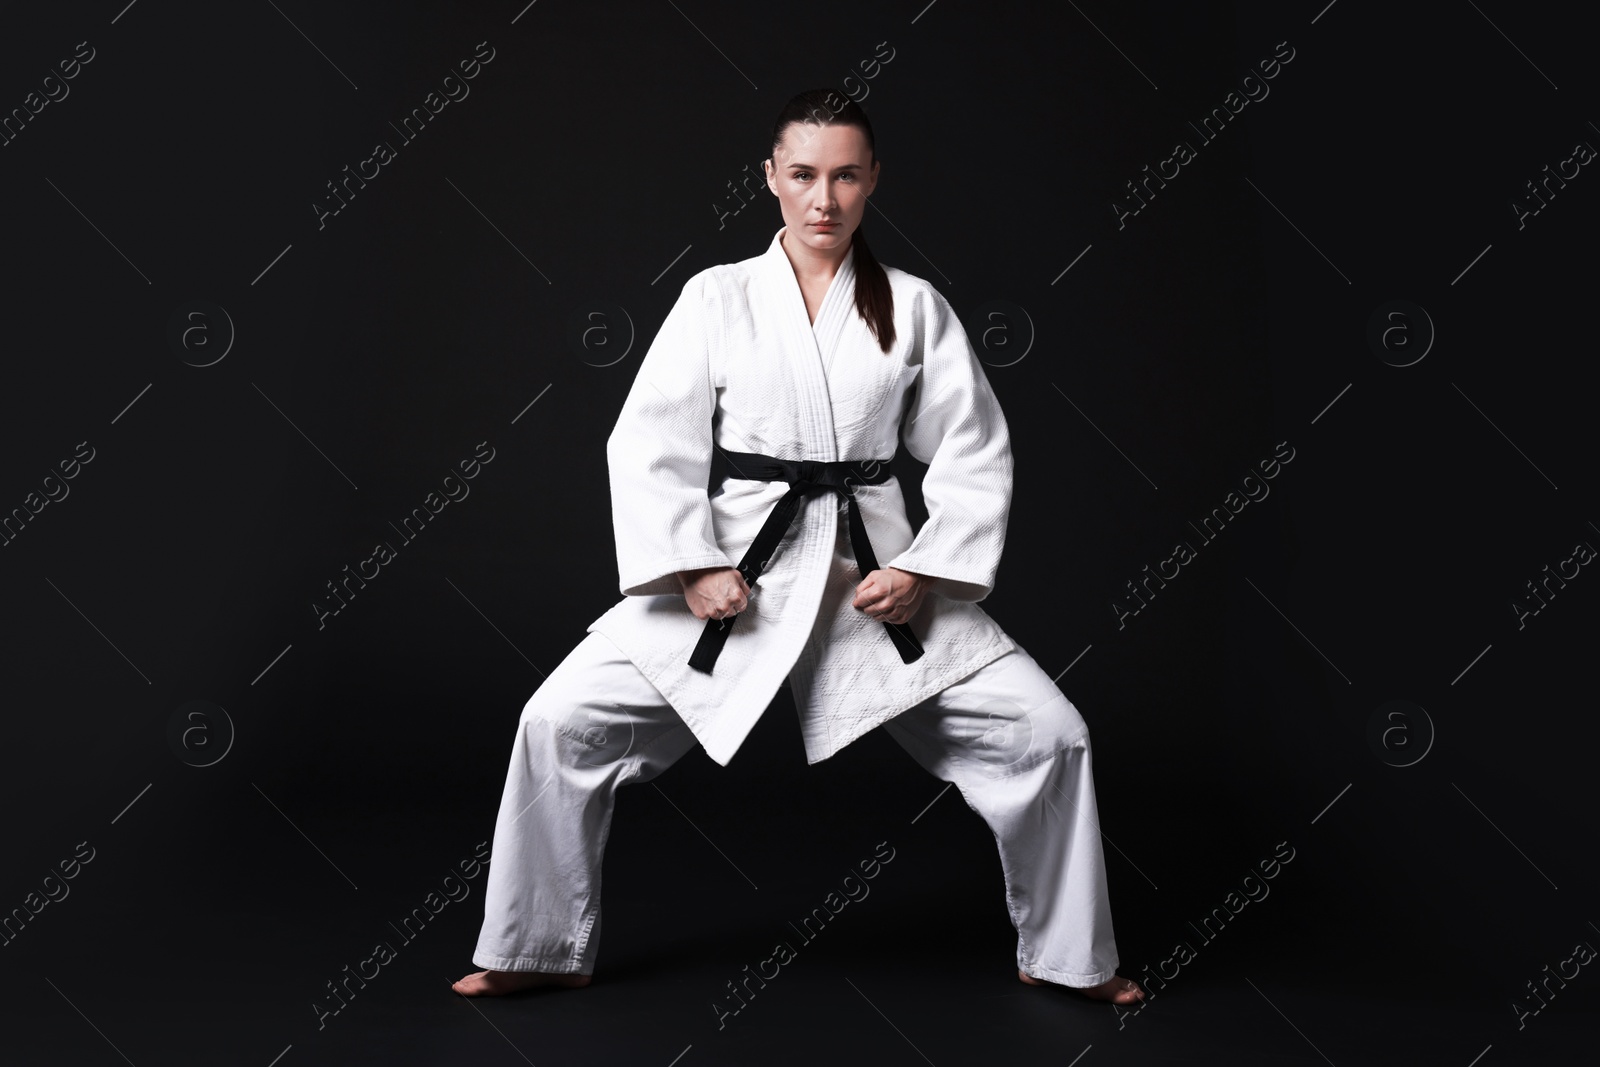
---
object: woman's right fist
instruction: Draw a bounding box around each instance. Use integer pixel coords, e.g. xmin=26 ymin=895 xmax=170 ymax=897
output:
xmin=677 ymin=566 xmax=751 ymax=621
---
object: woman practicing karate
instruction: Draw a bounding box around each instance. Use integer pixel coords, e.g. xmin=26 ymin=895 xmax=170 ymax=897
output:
xmin=454 ymin=89 xmax=1144 ymax=1006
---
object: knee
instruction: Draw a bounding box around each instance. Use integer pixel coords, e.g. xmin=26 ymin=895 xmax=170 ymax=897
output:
xmin=997 ymin=694 xmax=1089 ymax=774
xmin=1035 ymin=693 xmax=1089 ymax=750
xmin=953 ymin=691 xmax=1079 ymax=776
xmin=521 ymin=697 xmax=642 ymax=769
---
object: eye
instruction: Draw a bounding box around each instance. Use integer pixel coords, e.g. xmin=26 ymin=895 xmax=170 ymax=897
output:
xmin=793 ymin=171 xmax=811 ymax=181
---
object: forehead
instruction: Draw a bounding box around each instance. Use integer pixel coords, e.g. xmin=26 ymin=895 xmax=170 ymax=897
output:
xmin=776 ymin=122 xmax=872 ymax=163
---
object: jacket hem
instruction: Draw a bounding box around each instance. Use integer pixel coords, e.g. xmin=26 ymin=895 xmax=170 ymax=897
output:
xmin=801 ymin=629 xmax=1018 ymax=765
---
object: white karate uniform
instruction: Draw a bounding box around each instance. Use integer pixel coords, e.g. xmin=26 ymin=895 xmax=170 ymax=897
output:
xmin=470 ymin=227 xmax=1122 ymax=986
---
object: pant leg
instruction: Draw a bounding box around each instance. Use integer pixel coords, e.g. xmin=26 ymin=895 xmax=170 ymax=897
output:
xmin=881 ymin=645 xmax=1120 ymax=987
xmin=471 ymin=630 xmax=697 ymax=974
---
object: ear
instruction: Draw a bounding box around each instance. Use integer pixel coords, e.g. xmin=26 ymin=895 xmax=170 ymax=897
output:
xmin=764 ymin=157 xmax=778 ymax=194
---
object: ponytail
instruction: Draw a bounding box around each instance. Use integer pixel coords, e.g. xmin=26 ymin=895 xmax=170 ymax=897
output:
xmin=850 ymin=227 xmax=896 ymax=353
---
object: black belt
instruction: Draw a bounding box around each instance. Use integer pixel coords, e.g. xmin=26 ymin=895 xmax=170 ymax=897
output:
xmin=687 ymin=449 xmax=926 ymax=674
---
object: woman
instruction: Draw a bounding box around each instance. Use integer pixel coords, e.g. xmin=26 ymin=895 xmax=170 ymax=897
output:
xmin=454 ymin=89 xmax=1144 ymax=1006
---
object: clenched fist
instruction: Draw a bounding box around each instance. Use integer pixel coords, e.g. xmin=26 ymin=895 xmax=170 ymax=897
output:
xmin=852 ymin=567 xmax=933 ymax=625
xmin=677 ymin=566 xmax=751 ymax=621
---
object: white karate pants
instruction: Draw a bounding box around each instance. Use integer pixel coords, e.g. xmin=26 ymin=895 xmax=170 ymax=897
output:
xmin=470 ymin=630 xmax=1121 ymax=987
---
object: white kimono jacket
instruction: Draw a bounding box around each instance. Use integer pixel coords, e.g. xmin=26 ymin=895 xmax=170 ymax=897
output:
xmin=585 ymin=226 xmax=1017 ymax=766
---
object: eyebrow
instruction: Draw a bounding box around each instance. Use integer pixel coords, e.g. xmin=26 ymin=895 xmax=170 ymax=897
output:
xmin=786 ymin=162 xmax=864 ymax=171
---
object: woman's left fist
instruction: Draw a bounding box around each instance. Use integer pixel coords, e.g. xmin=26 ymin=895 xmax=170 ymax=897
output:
xmin=853 ymin=567 xmax=932 ymax=625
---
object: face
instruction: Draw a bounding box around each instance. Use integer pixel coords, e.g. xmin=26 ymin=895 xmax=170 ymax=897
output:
xmin=764 ymin=122 xmax=880 ymax=255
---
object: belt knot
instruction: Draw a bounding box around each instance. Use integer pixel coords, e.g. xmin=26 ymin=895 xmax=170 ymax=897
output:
xmin=690 ymin=448 xmax=924 ymax=674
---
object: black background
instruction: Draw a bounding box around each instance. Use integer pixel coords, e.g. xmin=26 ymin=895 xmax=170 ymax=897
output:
xmin=1 ymin=1 xmax=1594 ymax=1063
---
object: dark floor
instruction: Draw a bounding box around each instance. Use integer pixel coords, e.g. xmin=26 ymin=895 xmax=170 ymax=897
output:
xmin=5 ymin=708 xmax=1594 ymax=1066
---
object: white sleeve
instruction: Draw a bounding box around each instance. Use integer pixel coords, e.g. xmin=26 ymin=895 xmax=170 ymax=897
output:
xmin=605 ymin=269 xmax=735 ymax=597
xmin=885 ymin=285 xmax=1014 ymax=602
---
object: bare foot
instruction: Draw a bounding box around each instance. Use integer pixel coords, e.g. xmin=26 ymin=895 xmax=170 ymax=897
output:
xmin=1018 ymin=968 xmax=1145 ymax=1005
xmin=452 ymin=969 xmax=592 ymax=996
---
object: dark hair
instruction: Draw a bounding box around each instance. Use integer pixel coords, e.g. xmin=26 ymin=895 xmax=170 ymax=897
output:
xmin=769 ymin=89 xmax=896 ymax=353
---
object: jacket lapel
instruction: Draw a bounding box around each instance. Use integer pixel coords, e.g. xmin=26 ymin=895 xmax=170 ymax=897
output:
xmin=761 ymin=227 xmax=855 ymax=463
